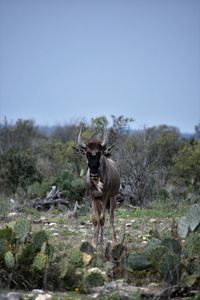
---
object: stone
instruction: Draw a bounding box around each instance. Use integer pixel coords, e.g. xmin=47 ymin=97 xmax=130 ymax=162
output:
xmin=32 ymin=289 xmax=45 ymax=295
xmin=7 ymin=212 xmax=19 ymax=221
xmin=142 ymin=241 xmax=148 ymax=245
xmin=5 ymin=292 xmax=22 ymax=300
xmin=149 ymin=218 xmax=157 ymax=223
xmin=35 ymin=294 xmax=52 ymax=300
xmin=49 ymin=222 xmax=57 ymax=226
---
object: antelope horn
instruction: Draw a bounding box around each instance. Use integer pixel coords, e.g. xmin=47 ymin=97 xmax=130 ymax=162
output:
xmin=78 ymin=124 xmax=86 ymax=148
xmin=101 ymin=130 xmax=108 ymax=147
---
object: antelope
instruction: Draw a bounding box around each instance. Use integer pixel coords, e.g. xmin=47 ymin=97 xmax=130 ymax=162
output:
xmin=73 ymin=126 xmax=120 ymax=247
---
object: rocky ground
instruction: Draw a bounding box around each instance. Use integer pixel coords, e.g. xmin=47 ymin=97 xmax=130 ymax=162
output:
xmin=0 ymin=203 xmax=198 ymax=300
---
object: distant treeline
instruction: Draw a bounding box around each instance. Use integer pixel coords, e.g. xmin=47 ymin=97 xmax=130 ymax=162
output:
xmin=0 ymin=116 xmax=200 ymax=206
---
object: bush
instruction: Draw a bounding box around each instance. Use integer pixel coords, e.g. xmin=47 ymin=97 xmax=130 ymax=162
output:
xmin=0 ymin=147 xmax=42 ymax=195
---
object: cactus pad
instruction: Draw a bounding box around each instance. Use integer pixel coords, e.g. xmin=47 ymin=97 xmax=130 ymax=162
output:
xmin=188 ymin=204 xmax=200 ymax=232
xmin=178 ymin=216 xmax=189 ymax=239
xmin=33 ymin=253 xmax=47 ymax=271
xmin=161 ymin=238 xmax=181 ymax=255
xmin=14 ymin=219 xmax=31 ymax=242
xmin=122 ymin=253 xmax=151 ymax=272
xmin=144 ymin=238 xmax=161 ymax=257
xmin=4 ymin=251 xmax=15 ymax=269
xmin=33 ymin=230 xmax=48 ymax=250
xmin=184 ymin=232 xmax=200 ymax=257
xmin=160 ymin=254 xmax=181 ymax=284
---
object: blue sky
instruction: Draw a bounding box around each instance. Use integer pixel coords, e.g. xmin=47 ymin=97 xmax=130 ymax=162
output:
xmin=0 ymin=0 xmax=200 ymax=133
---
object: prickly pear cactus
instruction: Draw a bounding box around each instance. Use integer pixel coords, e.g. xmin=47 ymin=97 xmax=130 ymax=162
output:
xmin=188 ymin=204 xmax=200 ymax=232
xmin=33 ymin=252 xmax=47 ymax=271
xmin=147 ymin=246 xmax=167 ymax=271
xmin=122 ymin=253 xmax=151 ymax=272
xmin=161 ymin=238 xmax=181 ymax=256
xmin=178 ymin=216 xmax=189 ymax=239
xmin=18 ymin=243 xmax=36 ymax=266
xmin=83 ymin=268 xmax=106 ymax=289
xmin=80 ymin=241 xmax=95 ymax=255
xmin=144 ymin=238 xmax=161 ymax=257
xmin=160 ymin=254 xmax=181 ymax=284
xmin=33 ymin=230 xmax=48 ymax=250
xmin=0 ymin=227 xmax=14 ymax=243
xmin=111 ymin=244 xmax=126 ymax=260
xmin=14 ymin=219 xmax=31 ymax=243
xmin=184 ymin=232 xmax=200 ymax=257
xmin=68 ymin=247 xmax=83 ymax=269
xmin=4 ymin=251 xmax=15 ymax=269
xmin=0 ymin=239 xmax=6 ymax=257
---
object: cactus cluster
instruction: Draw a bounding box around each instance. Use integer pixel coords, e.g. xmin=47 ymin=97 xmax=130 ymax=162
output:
xmin=121 ymin=204 xmax=200 ymax=286
xmin=0 ymin=219 xmax=53 ymax=289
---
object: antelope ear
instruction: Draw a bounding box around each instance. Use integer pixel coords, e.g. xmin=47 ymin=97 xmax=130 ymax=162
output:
xmin=103 ymin=145 xmax=115 ymax=157
xmin=72 ymin=146 xmax=86 ymax=155
xmin=72 ymin=146 xmax=80 ymax=153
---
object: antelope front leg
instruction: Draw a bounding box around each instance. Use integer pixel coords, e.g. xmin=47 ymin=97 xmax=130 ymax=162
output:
xmin=110 ymin=196 xmax=117 ymax=243
xmin=99 ymin=197 xmax=108 ymax=244
xmin=92 ymin=223 xmax=100 ymax=247
xmin=99 ymin=214 xmax=105 ymax=243
xmin=91 ymin=199 xmax=101 ymax=247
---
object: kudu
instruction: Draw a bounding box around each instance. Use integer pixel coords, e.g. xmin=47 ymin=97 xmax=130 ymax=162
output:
xmin=73 ymin=127 xmax=120 ymax=246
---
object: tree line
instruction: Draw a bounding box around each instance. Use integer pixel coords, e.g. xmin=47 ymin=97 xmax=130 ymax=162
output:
xmin=0 ymin=116 xmax=200 ymax=207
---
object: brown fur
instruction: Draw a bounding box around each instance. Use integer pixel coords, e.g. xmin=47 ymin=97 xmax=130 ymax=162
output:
xmin=86 ymin=143 xmax=120 ymax=246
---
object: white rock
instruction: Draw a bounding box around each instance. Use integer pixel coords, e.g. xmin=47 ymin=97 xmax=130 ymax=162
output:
xmin=86 ymin=267 xmax=107 ymax=278
xmin=149 ymin=219 xmax=157 ymax=223
xmin=52 ymin=233 xmax=59 ymax=236
xmin=147 ymin=282 xmax=159 ymax=288
xmin=142 ymin=241 xmax=148 ymax=245
xmin=32 ymin=289 xmax=45 ymax=295
xmin=6 ymin=292 xmax=21 ymax=300
xmin=8 ymin=212 xmax=19 ymax=218
xmin=35 ymin=294 xmax=52 ymax=300
xmin=49 ymin=222 xmax=57 ymax=226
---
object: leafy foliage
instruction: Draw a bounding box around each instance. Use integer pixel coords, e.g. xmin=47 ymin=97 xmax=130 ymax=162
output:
xmin=0 ymin=147 xmax=42 ymax=194
xmin=174 ymin=141 xmax=200 ymax=190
